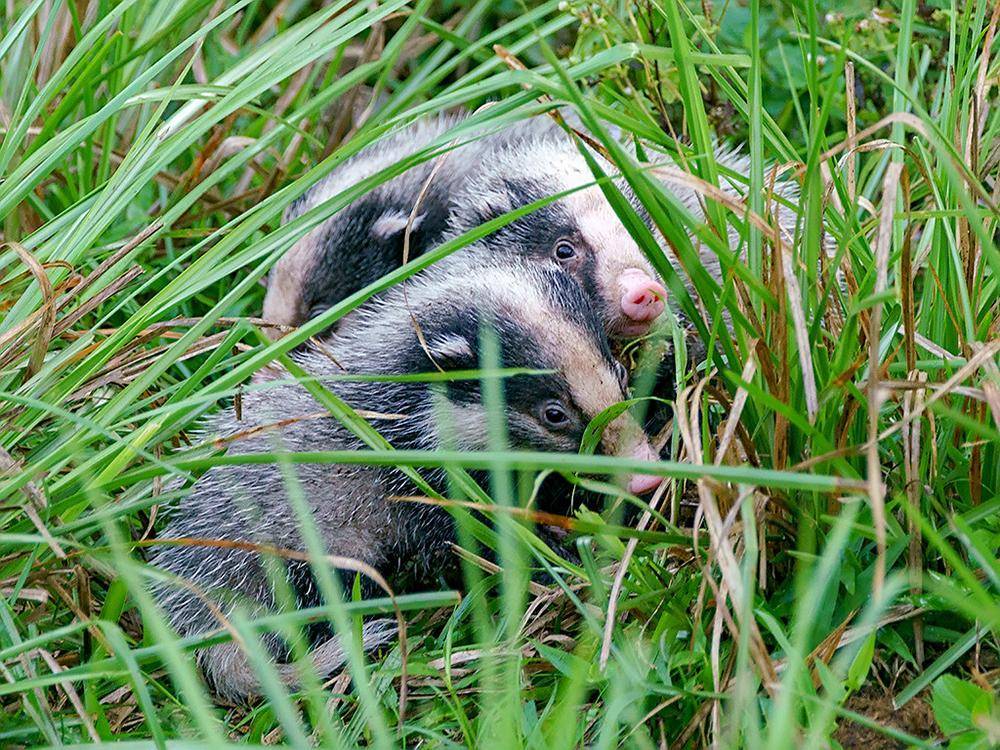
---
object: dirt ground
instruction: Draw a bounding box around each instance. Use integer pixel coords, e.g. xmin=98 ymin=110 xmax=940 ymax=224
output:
xmin=833 ymin=687 xmax=939 ymax=749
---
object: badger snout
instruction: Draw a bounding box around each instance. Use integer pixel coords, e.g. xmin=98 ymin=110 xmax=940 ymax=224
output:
xmin=603 ymin=414 xmax=664 ymax=495
xmin=627 ymin=440 xmax=663 ymax=495
xmin=618 ymin=268 xmax=666 ymax=335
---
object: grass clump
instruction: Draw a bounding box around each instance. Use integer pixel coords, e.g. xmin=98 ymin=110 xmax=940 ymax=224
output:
xmin=0 ymin=1 xmax=997 ymax=748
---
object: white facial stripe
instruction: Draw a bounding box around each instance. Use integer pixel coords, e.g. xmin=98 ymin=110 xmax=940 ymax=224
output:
xmin=540 ymin=322 xmax=616 ymax=416
xmin=564 ymin=182 xmax=609 ymax=213
xmin=353 ymin=258 xmax=646 ymax=459
xmin=358 ymin=261 xmax=640 ymax=456
xmin=570 ymin=189 xmax=657 ymax=322
xmin=371 ymin=210 xmax=425 ymax=240
xmin=517 ymin=142 xmax=595 ymax=193
xmin=547 ymin=324 xmax=642 ymax=459
xmin=487 ymin=249 xmax=646 ymax=457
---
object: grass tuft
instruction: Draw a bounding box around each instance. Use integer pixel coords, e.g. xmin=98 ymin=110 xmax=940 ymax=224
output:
xmin=0 ymin=1 xmax=997 ymax=747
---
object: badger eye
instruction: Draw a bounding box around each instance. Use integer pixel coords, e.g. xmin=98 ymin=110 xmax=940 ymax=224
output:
xmin=553 ymin=240 xmax=576 ymax=261
xmin=540 ymin=400 xmax=570 ymax=428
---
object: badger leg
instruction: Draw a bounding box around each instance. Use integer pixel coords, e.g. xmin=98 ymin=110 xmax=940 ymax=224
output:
xmin=199 ymin=618 xmax=398 ymax=702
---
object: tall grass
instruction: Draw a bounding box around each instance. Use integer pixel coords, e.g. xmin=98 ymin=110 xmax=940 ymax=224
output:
xmin=0 ymin=1 xmax=997 ymax=747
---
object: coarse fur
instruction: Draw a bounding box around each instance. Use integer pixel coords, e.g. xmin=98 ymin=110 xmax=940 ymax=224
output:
xmin=263 ymin=113 xmax=662 ymax=338
xmin=152 ymin=257 xmax=649 ymax=702
xmin=264 ymin=113 xmax=807 ymax=342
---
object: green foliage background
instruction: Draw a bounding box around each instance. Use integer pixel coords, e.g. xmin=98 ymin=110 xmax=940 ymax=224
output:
xmin=0 ymin=0 xmax=997 ymax=747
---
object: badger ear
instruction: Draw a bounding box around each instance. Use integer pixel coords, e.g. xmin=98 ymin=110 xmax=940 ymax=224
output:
xmin=371 ymin=209 xmax=425 ymax=241
xmin=425 ymin=331 xmax=477 ymax=371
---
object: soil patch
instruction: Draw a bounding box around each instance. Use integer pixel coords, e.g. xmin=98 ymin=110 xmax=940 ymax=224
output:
xmin=833 ymin=687 xmax=939 ymax=749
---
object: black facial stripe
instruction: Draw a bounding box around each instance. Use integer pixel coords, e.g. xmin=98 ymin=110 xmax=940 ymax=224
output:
xmin=501 ymin=176 xmax=554 ymax=207
xmin=503 ymin=371 xmax=565 ymax=410
xmin=535 ymin=267 xmax=617 ymax=367
xmin=489 ymin=203 xmax=574 ymax=248
xmin=457 ymin=170 xmax=577 ymax=239
xmin=392 ymin=302 xmax=483 ymax=381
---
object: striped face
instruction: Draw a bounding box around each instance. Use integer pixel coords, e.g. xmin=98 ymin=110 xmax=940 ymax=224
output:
xmin=450 ymin=142 xmax=667 ymax=340
xmin=362 ymin=263 xmax=664 ymax=495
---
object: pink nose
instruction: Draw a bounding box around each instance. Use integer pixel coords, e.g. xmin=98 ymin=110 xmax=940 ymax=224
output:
xmin=620 ymin=269 xmax=667 ymax=323
xmin=627 ymin=442 xmax=663 ymax=495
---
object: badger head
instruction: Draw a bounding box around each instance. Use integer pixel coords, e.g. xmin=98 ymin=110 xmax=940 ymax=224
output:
xmin=335 ymin=261 xmax=662 ymax=495
xmin=449 ymin=137 xmax=668 ymax=340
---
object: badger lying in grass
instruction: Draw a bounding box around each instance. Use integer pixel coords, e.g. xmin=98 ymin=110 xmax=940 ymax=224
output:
xmin=264 ymin=113 xmax=670 ymax=342
xmin=264 ymin=112 xmax=807 ymax=442
xmin=152 ymin=257 xmax=662 ymax=701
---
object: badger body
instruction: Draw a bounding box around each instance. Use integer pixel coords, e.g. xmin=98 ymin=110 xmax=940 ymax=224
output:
xmin=154 ymin=257 xmax=661 ymax=701
xmin=266 ymin=112 xmax=807 ymax=349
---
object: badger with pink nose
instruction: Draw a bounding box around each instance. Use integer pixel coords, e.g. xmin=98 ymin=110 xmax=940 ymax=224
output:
xmin=441 ymin=130 xmax=669 ymax=341
xmin=264 ymin=113 xmax=669 ymax=343
xmin=153 ymin=259 xmax=662 ymax=701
